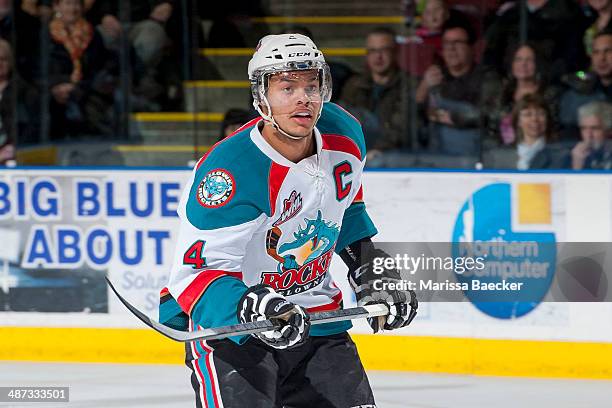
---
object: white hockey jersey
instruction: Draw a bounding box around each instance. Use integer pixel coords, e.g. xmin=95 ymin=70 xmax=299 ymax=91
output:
xmin=162 ymin=103 xmax=377 ymax=338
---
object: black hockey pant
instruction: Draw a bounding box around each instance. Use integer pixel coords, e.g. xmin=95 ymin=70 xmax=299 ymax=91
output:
xmin=185 ymin=331 xmax=376 ymax=408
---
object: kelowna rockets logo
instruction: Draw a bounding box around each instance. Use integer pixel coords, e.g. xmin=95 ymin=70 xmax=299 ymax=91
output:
xmin=263 ymin=210 xmax=339 ymax=296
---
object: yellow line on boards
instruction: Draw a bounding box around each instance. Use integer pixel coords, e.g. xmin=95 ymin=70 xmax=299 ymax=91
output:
xmin=131 ymin=112 xmax=224 ymax=122
xmin=14 ymin=146 xmax=58 ymax=165
xmin=322 ymin=48 xmax=367 ymax=56
xmin=1 ymin=327 xmax=612 ymax=379
xmin=354 ymin=335 xmax=612 ymax=379
xmin=0 ymin=327 xmax=184 ymax=364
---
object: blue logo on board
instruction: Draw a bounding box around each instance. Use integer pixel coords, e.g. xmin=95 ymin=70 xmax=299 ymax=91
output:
xmin=451 ymin=183 xmax=556 ymax=319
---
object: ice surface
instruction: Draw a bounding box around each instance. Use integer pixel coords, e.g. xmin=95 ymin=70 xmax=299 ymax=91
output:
xmin=0 ymin=362 xmax=610 ymax=408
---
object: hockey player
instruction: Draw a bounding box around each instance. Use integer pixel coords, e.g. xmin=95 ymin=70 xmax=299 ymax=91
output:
xmin=159 ymin=34 xmax=418 ymax=407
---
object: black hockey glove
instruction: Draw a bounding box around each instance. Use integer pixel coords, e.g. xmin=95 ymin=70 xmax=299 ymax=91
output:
xmin=340 ymin=239 xmax=418 ymax=333
xmin=237 ymin=284 xmax=310 ymax=349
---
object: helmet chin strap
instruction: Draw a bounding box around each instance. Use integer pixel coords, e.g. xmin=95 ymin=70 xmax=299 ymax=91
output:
xmin=255 ymin=94 xmax=323 ymax=141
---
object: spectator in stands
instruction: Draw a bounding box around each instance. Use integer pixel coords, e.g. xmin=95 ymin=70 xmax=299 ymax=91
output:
xmin=77 ymin=0 xmax=175 ymax=66
xmin=21 ymin=0 xmax=53 ymax=19
xmin=0 ymin=39 xmax=39 ymax=160
xmin=80 ymin=0 xmax=122 ymax=51
xmin=130 ymin=1 xmax=175 ymax=68
xmin=486 ymin=43 xmax=560 ymax=146
xmin=48 ymin=0 xmax=117 ymax=138
xmin=218 ymin=108 xmax=253 ymax=141
xmin=415 ymin=23 xmax=498 ymax=155
xmin=0 ymin=136 xmax=13 ymax=164
xmin=0 ymin=38 xmax=13 ymax=164
xmin=82 ymin=0 xmax=187 ymax=112
xmin=0 ymin=39 xmax=39 ymax=145
xmin=567 ymin=101 xmax=612 ymax=170
xmin=484 ymin=0 xmax=587 ymax=81
xmin=407 ymin=0 xmax=474 ymax=54
xmin=583 ymin=0 xmax=612 ymax=56
xmin=0 ymin=0 xmax=42 ymax=83
xmin=340 ymin=27 xmax=414 ymax=156
xmin=559 ymin=31 xmax=612 ymax=135
xmin=513 ymin=93 xmax=555 ymax=169
xmin=410 ymin=0 xmax=449 ymax=53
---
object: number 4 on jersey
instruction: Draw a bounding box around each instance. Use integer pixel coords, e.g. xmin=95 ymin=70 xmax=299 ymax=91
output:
xmin=183 ymin=240 xmax=207 ymax=269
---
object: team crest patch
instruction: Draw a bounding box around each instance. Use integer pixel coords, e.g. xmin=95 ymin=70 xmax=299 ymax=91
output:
xmin=197 ymin=169 xmax=235 ymax=208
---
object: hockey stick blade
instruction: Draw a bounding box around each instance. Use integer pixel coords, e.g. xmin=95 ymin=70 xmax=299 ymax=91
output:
xmin=106 ymin=277 xmax=389 ymax=343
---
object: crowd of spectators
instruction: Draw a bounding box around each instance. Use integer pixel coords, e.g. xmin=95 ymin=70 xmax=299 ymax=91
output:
xmin=340 ymin=27 xmax=414 ymax=156
xmin=332 ymin=0 xmax=612 ymax=170
xmin=0 ymin=0 xmax=195 ymax=164
xmin=1 ymin=0 xmax=611 ymax=171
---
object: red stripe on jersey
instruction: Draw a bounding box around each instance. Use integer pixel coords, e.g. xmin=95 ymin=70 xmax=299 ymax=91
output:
xmin=178 ymin=270 xmax=244 ymax=314
xmin=268 ymin=162 xmax=291 ymax=217
xmin=352 ymin=185 xmax=364 ymax=203
xmin=322 ymin=134 xmax=362 ymax=161
xmin=159 ymin=287 xmax=170 ymax=297
xmin=196 ymin=117 xmax=263 ymax=170
xmin=306 ymin=291 xmax=343 ymax=313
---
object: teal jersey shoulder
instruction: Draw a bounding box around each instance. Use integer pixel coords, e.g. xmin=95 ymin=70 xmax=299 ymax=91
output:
xmin=317 ymin=102 xmax=366 ymax=159
xmin=186 ymin=124 xmax=273 ymax=230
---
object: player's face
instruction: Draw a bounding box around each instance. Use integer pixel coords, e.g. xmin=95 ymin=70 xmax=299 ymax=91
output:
xmin=366 ymin=33 xmax=396 ymax=76
xmin=512 ymin=46 xmax=536 ymax=81
xmin=580 ymin=115 xmax=607 ymax=148
xmin=592 ymin=35 xmax=612 ymax=79
xmin=266 ymin=70 xmax=322 ymax=138
xmin=518 ymin=106 xmax=547 ymax=142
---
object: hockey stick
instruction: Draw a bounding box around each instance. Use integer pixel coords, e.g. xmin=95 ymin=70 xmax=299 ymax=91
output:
xmin=106 ymin=277 xmax=389 ymax=343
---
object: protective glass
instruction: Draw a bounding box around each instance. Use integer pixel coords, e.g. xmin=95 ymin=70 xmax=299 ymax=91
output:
xmin=265 ymin=70 xmax=323 ymax=110
xmin=251 ymin=60 xmax=332 ymax=107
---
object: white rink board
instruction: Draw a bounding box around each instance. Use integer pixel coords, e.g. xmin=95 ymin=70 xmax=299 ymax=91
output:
xmin=1 ymin=168 xmax=611 ymax=344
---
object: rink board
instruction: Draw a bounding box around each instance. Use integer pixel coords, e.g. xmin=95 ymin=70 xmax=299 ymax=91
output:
xmin=1 ymin=327 xmax=612 ymax=379
xmin=1 ymin=167 xmax=612 ymax=378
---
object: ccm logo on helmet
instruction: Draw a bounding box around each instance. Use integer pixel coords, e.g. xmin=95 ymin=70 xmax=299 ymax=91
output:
xmin=288 ymin=52 xmax=311 ymax=57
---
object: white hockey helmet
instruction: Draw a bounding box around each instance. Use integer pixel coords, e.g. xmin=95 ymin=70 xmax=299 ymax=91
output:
xmin=248 ymin=34 xmax=332 ymax=136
